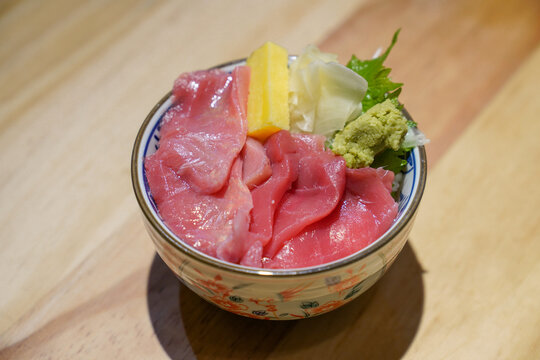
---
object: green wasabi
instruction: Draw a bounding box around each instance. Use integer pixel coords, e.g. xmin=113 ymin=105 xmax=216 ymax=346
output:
xmin=331 ymin=99 xmax=407 ymax=168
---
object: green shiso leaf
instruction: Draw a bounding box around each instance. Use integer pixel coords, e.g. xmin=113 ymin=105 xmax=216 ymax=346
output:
xmin=371 ymin=147 xmax=409 ymax=175
xmin=346 ymin=29 xmax=403 ymax=112
xmin=406 ymin=119 xmax=417 ymax=128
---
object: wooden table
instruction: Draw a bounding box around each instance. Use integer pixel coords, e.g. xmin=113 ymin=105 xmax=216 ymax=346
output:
xmin=2 ymin=0 xmax=540 ymax=358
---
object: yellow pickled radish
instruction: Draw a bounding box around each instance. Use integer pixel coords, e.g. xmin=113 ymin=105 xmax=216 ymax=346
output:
xmin=246 ymin=42 xmax=289 ymax=141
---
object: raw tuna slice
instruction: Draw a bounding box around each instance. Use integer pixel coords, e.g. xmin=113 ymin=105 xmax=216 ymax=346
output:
xmin=144 ymin=154 xmax=189 ymax=204
xmin=145 ymin=155 xmax=253 ymax=264
xmin=265 ymin=167 xmax=397 ymax=269
xmin=156 ymin=67 xmax=250 ymax=194
xmin=240 ymin=241 xmax=263 ymax=268
xmin=241 ymin=137 xmax=272 ymax=189
xmin=263 ymin=134 xmax=346 ymax=258
xmin=247 ymin=131 xmax=299 ymax=248
xmin=291 ymin=133 xmax=326 ymax=152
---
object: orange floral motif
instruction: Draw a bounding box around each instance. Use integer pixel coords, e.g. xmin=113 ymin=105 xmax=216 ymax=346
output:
xmin=327 ymin=264 xmax=367 ymax=295
xmin=278 ymin=282 xmax=313 ymax=302
xmin=311 ymin=300 xmax=346 ymax=315
xmin=248 ymin=298 xmax=278 ymax=318
xmin=197 ymin=275 xmax=231 ymax=297
xmin=209 ymin=296 xmax=249 ymax=312
xmin=328 ymin=275 xmax=360 ymax=295
xmin=248 ymin=297 xmax=274 ymax=305
xmin=288 ymin=313 xmax=305 ymax=319
xmin=192 ymin=267 xmax=204 ymax=276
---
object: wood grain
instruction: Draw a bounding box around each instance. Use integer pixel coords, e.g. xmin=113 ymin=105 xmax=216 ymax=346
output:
xmin=1 ymin=0 xmax=540 ymax=359
xmin=405 ymin=43 xmax=540 ymax=359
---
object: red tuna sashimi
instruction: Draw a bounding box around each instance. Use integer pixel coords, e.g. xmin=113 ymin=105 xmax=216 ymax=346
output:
xmin=244 ymin=131 xmax=299 ymax=254
xmin=290 ymin=133 xmax=326 ymax=152
xmin=263 ymin=134 xmax=346 ymax=258
xmin=144 ymin=154 xmax=189 ymax=204
xmin=240 ymin=241 xmax=263 ymax=268
xmin=145 ymin=155 xmax=253 ymax=264
xmin=265 ymin=167 xmax=397 ymax=269
xmin=345 ymin=167 xmax=397 ymax=226
xmin=156 ymin=67 xmax=250 ymax=194
xmin=241 ymin=137 xmax=272 ymax=190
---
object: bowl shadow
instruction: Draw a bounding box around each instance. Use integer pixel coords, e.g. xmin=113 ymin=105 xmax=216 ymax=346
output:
xmin=146 ymin=241 xmax=424 ymax=360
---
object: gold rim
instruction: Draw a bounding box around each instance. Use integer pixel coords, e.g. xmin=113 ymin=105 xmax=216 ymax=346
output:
xmin=131 ymin=59 xmax=427 ymax=278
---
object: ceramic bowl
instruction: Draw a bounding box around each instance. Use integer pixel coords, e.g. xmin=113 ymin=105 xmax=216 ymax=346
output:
xmin=131 ymin=59 xmax=427 ymax=320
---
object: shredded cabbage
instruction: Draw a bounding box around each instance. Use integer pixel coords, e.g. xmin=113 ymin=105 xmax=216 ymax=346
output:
xmin=402 ymin=127 xmax=430 ymax=149
xmin=289 ymin=45 xmax=368 ymax=137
